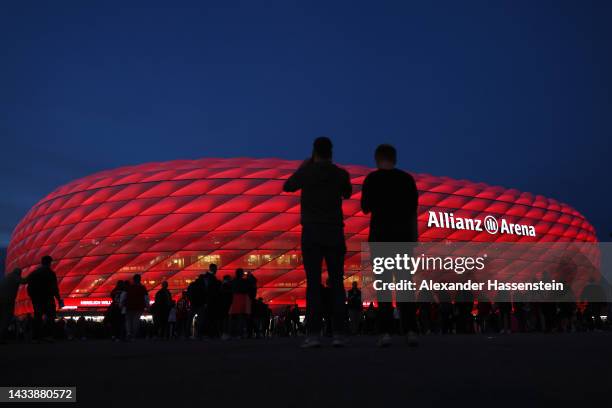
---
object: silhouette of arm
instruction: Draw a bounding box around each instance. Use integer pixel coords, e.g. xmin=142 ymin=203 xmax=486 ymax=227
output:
xmin=408 ymin=174 xmax=418 ymax=213
xmin=52 ymin=272 xmax=61 ymax=302
xmin=341 ymin=169 xmax=352 ymax=200
xmin=283 ymin=172 xmax=301 ymax=192
xmin=283 ymin=161 xmax=309 ymax=192
xmin=360 ymin=174 xmax=371 ymax=214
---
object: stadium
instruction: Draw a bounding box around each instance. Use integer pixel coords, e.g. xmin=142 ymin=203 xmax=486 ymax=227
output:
xmin=5 ymin=158 xmax=598 ymax=315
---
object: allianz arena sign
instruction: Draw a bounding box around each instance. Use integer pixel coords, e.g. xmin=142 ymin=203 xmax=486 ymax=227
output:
xmin=427 ymin=211 xmax=537 ymax=237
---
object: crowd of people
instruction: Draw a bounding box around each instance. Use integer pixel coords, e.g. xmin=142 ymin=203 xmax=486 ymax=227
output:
xmin=1 ymin=267 xmax=609 ymax=344
xmin=103 ymin=264 xmax=273 ymax=341
xmin=0 ymin=138 xmax=610 ymax=347
xmin=1 ymin=253 xmax=610 ymax=345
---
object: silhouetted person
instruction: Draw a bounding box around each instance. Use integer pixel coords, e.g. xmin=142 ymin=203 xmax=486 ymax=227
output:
xmin=262 ymin=300 xmax=272 ymax=337
xmin=167 ymin=300 xmax=177 ymax=339
xmin=108 ymin=280 xmax=127 ymax=341
xmin=0 ymin=268 xmax=23 ymax=343
xmin=283 ymin=136 xmax=352 ymax=348
xmin=55 ymin=317 xmax=66 ymax=340
xmin=558 ymin=281 xmax=576 ymax=332
xmin=581 ymin=277 xmax=606 ymax=330
xmin=251 ymin=297 xmax=268 ymax=338
xmin=64 ymin=317 xmax=75 ymax=341
xmin=121 ymin=274 xmax=149 ymax=340
xmin=361 ymin=144 xmax=419 ymax=347
xmin=290 ymin=304 xmax=301 ymax=336
xmin=347 ymin=281 xmax=362 ymax=335
xmin=176 ymin=291 xmax=191 ymax=338
xmin=229 ymin=268 xmax=252 ymax=338
xmin=26 ymin=256 xmax=63 ymax=342
xmin=417 ymin=285 xmax=434 ymax=335
xmin=76 ymin=316 xmax=87 ymax=340
xmin=476 ymin=297 xmax=492 ymax=334
xmin=186 ymin=274 xmax=206 ymax=338
xmin=437 ymin=290 xmax=455 ymax=334
xmin=281 ymin=305 xmax=292 ymax=336
xmin=364 ymin=302 xmax=376 ymax=334
xmin=153 ymin=281 xmax=172 ymax=338
xmin=495 ymin=290 xmax=512 ymax=334
xmin=245 ymin=271 xmax=258 ymax=337
xmin=455 ymin=289 xmax=474 ymax=334
xmin=219 ymin=275 xmax=233 ymax=340
xmin=540 ymin=271 xmax=557 ymax=332
xmin=203 ymin=263 xmax=221 ymax=337
xmin=246 ymin=270 xmax=257 ymax=301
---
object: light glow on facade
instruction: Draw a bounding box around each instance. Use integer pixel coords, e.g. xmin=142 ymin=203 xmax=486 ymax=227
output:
xmin=5 ymin=158 xmax=597 ymax=315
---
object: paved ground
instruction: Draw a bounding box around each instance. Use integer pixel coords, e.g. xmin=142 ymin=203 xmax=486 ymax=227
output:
xmin=2 ymin=333 xmax=612 ymax=407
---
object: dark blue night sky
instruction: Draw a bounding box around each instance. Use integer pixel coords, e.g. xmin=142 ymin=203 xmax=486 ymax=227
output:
xmin=1 ymin=1 xmax=611 ymax=246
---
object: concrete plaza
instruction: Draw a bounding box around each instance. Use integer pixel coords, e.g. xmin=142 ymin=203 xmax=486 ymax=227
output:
xmin=2 ymin=333 xmax=611 ymax=407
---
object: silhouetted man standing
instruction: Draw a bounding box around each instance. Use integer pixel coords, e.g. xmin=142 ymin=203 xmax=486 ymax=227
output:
xmin=26 ymin=256 xmax=63 ymax=341
xmin=203 ymin=263 xmax=221 ymax=337
xmin=187 ymin=274 xmax=206 ymax=338
xmin=153 ymin=281 xmax=172 ymax=338
xmin=283 ymin=137 xmax=352 ymax=348
xmin=121 ymin=274 xmax=149 ymax=340
xmin=361 ymin=144 xmax=419 ymax=347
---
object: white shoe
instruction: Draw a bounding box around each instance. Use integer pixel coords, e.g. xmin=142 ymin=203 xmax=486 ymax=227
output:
xmin=300 ymin=337 xmax=321 ymax=348
xmin=377 ymin=333 xmax=392 ymax=348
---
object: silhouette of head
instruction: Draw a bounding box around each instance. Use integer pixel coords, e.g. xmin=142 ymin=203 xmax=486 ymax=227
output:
xmin=11 ymin=268 xmax=22 ymax=278
xmin=313 ymin=137 xmax=333 ymax=161
xmin=352 ymin=281 xmax=358 ymax=289
xmin=133 ymin=274 xmax=141 ymax=284
xmin=209 ymin=263 xmax=218 ymax=274
xmin=41 ymin=255 xmax=53 ymax=267
xmin=375 ymin=144 xmax=397 ymax=169
xmin=161 ymin=281 xmax=168 ymax=289
xmin=235 ymin=268 xmax=245 ymax=279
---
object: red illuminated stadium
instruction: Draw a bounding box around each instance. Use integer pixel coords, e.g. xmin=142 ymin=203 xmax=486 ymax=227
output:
xmin=5 ymin=158 xmax=598 ymax=314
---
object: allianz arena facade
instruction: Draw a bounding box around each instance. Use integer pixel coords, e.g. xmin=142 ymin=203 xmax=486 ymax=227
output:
xmin=6 ymin=158 xmax=598 ymax=314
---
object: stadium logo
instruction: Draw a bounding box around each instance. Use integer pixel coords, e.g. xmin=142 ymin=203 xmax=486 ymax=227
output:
xmin=427 ymin=211 xmax=536 ymax=237
xmin=483 ymin=215 xmax=498 ymax=234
